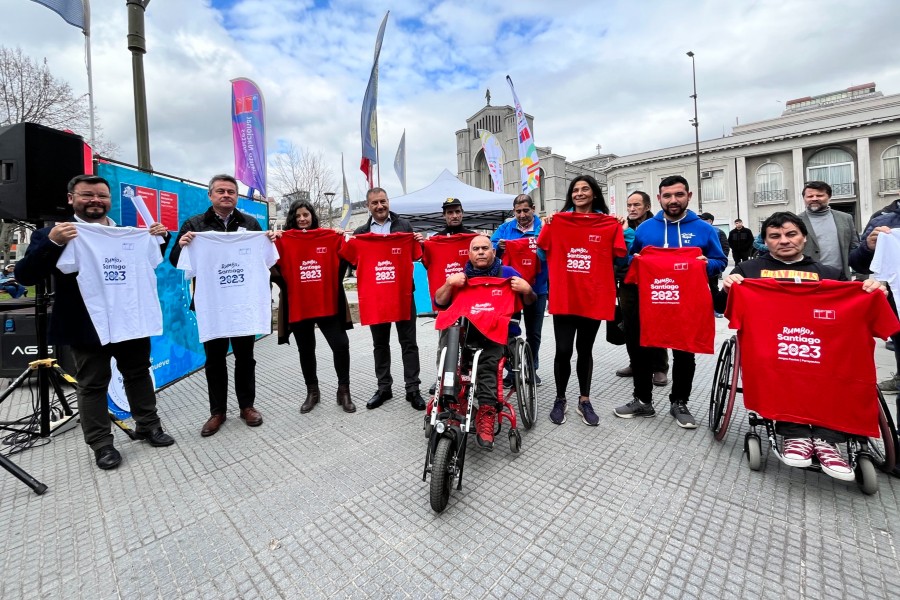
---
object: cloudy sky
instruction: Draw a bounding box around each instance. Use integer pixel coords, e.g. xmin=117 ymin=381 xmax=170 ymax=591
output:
xmin=3 ymin=0 xmax=899 ymax=202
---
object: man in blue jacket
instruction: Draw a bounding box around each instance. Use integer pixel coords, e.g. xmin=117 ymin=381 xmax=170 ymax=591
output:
xmin=490 ymin=194 xmax=547 ymax=384
xmin=613 ymin=175 xmax=727 ymax=429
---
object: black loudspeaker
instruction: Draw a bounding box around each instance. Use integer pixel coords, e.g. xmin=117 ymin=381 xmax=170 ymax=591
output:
xmin=0 ymin=306 xmax=74 ymax=378
xmin=0 ymin=122 xmax=84 ymax=222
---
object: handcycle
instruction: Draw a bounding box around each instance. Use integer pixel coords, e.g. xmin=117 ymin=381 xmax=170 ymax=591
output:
xmin=709 ymin=335 xmax=898 ymax=495
xmin=422 ymin=317 xmax=537 ymax=512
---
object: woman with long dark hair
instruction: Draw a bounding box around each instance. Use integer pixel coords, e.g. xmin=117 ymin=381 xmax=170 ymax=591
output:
xmin=275 ymin=199 xmax=355 ymax=413
xmin=539 ymin=175 xmax=629 ymax=427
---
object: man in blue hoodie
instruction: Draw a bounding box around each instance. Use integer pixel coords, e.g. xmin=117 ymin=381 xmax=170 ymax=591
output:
xmin=613 ymin=175 xmax=727 ymax=428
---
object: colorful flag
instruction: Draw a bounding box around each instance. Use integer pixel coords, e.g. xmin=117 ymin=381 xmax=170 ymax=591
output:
xmin=393 ymin=129 xmax=407 ymax=194
xmin=360 ymin=11 xmax=389 ymax=188
xmin=340 ymin=153 xmax=352 ymax=229
xmin=477 ymin=129 xmax=504 ymax=193
xmin=30 ymin=0 xmax=87 ymax=32
xmin=231 ymin=78 xmax=266 ymax=197
xmin=506 ymin=75 xmax=541 ymax=193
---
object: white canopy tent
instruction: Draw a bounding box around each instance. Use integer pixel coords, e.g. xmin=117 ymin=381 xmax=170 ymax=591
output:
xmin=388 ymin=169 xmax=517 ymax=230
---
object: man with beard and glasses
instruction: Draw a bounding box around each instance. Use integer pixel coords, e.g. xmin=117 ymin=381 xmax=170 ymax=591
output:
xmin=797 ymin=181 xmax=859 ymax=279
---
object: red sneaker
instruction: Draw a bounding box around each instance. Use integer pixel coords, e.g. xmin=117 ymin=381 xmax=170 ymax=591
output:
xmin=475 ymin=404 xmax=496 ymax=451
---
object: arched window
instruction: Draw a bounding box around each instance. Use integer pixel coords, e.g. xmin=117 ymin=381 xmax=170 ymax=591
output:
xmin=754 ymin=162 xmax=787 ymax=205
xmin=473 ymin=150 xmax=492 ymax=191
xmin=807 ymin=148 xmax=855 ymax=197
xmin=882 ymin=145 xmax=900 ymax=192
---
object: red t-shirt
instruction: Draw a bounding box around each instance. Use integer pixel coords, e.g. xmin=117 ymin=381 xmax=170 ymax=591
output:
xmin=726 ymin=279 xmax=900 ymax=437
xmin=423 ymin=233 xmax=477 ymax=311
xmin=435 ymin=277 xmax=522 ymax=344
xmin=275 ymin=228 xmax=343 ymax=323
xmin=502 ymin=237 xmax=541 ymax=285
xmin=625 ymin=246 xmax=715 ymax=354
xmin=339 ymin=232 xmax=422 ymax=326
xmin=536 ymin=212 xmax=626 ymax=320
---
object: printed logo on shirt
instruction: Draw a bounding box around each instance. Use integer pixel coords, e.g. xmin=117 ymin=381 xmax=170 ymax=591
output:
xmin=391 ymin=248 xmax=402 ymax=255
xmin=588 ymin=234 xmax=601 ymax=243
xmin=444 ymin=261 xmax=464 ymax=279
xmin=316 ymin=247 xmax=328 ymax=254
xmin=565 ymin=247 xmax=592 ymax=273
xmin=299 ymin=259 xmax=322 ymax=282
xmin=492 ymin=289 xmax=503 ymax=297
xmin=458 ymin=248 xmax=469 ymax=256
xmin=470 ymin=302 xmax=495 ymax=314
xmin=521 ymin=258 xmax=533 ymax=266
xmin=649 ymin=277 xmax=680 ymax=303
xmin=777 ymin=326 xmax=822 ymax=363
xmin=239 ymin=248 xmax=251 ymax=256
xmin=813 ymin=309 xmax=836 ymax=320
xmin=760 ymin=269 xmax=820 ymax=281
xmin=673 ymin=263 xmax=688 ymax=271
xmin=218 ymin=262 xmax=246 ymax=286
xmin=121 ymin=243 xmax=134 ymax=251
xmin=375 ymin=260 xmax=396 ymax=283
xmin=680 ymin=232 xmax=696 ymax=244
xmin=103 ymin=257 xmax=127 ymax=285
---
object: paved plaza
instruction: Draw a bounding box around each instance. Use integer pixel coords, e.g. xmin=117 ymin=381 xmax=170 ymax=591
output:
xmin=1 ymin=313 xmax=899 ymax=599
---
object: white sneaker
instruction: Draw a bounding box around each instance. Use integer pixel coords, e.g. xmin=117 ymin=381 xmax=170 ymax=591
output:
xmin=813 ymin=438 xmax=854 ymax=481
xmin=781 ymin=437 xmax=813 ymax=468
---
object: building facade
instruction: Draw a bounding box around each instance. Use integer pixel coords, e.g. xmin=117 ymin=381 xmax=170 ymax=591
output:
xmin=604 ymin=84 xmax=900 ymax=233
xmin=456 ymin=103 xmax=615 ymax=215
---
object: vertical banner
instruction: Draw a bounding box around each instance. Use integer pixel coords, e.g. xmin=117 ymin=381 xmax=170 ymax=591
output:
xmin=393 ymin=129 xmax=407 ymax=194
xmin=360 ymin=11 xmax=389 ymax=188
xmin=506 ymin=75 xmax=541 ymax=193
xmin=477 ymin=129 xmax=505 ymax=193
xmin=339 ymin=153 xmax=352 ymax=229
xmin=231 ymin=77 xmax=267 ymax=197
xmin=608 ymin=184 xmax=617 ymax=214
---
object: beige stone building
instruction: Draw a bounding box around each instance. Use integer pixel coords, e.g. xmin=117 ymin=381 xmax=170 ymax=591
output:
xmin=456 ymin=103 xmax=614 ymax=215
xmin=604 ymin=83 xmax=900 ymax=233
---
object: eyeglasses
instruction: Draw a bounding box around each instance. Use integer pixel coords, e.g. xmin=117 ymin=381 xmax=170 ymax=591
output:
xmin=73 ymin=192 xmax=111 ymax=200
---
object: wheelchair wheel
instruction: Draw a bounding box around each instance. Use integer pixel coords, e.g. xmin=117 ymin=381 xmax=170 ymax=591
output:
xmin=710 ymin=336 xmax=739 ymax=441
xmin=745 ymin=432 xmax=762 ymax=471
xmin=868 ymin=389 xmax=898 ymax=474
xmin=509 ymin=429 xmax=521 ymax=454
xmin=515 ymin=340 xmax=538 ymax=430
xmin=855 ymin=454 xmax=878 ymax=496
xmin=430 ymin=437 xmax=456 ymax=512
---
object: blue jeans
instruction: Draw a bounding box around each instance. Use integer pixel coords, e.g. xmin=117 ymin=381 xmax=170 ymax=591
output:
xmin=522 ymin=293 xmax=547 ymax=370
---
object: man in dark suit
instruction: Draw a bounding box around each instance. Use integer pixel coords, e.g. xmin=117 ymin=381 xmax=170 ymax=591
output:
xmin=353 ymin=187 xmax=425 ymax=410
xmin=15 ymin=175 xmax=174 ymax=470
xmin=797 ymin=181 xmax=859 ymax=279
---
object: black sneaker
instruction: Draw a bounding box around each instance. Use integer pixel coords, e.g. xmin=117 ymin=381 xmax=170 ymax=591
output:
xmin=670 ymin=401 xmax=697 ymax=429
xmin=549 ymin=398 xmax=567 ymax=424
xmin=613 ymin=398 xmax=656 ymax=419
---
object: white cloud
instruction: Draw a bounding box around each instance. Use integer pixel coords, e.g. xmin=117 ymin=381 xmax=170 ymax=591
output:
xmin=2 ymin=0 xmax=898 ymax=203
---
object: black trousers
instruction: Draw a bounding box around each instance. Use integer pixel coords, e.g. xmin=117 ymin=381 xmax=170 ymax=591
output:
xmin=619 ymin=284 xmax=668 ymax=373
xmin=552 ymin=314 xmax=602 ymax=398
xmin=71 ymin=337 xmax=160 ymax=451
xmin=621 ymin=283 xmax=696 ymax=404
xmin=290 ymin=316 xmax=351 ymax=387
xmin=369 ymin=300 xmax=420 ymax=394
xmin=203 ymin=335 xmax=256 ymax=415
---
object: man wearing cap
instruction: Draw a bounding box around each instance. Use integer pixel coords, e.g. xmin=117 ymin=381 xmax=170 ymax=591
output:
xmin=435 ymin=198 xmax=476 ymax=236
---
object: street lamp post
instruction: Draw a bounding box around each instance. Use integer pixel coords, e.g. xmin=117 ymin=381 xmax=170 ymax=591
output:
xmin=324 ymin=191 xmax=336 ymax=224
xmin=687 ymin=51 xmax=702 ymax=211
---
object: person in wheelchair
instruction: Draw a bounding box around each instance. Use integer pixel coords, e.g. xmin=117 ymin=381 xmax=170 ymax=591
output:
xmin=719 ymin=211 xmax=885 ymax=480
xmin=433 ymin=235 xmax=537 ymax=450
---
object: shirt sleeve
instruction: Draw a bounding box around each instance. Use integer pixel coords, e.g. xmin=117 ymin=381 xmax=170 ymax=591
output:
xmin=409 ymin=234 xmax=423 ymax=261
xmin=338 ymin=237 xmax=358 ymax=265
xmin=613 ymin=221 xmax=628 ymax=258
xmin=56 ymin=237 xmax=79 ymax=274
xmin=263 ymin=236 xmax=279 ymax=268
xmin=724 ymin=278 xmax=746 ymax=330
xmin=176 ymin=243 xmax=196 ymax=279
xmin=146 ymin=232 xmax=163 ymax=268
xmin=869 ymin=289 xmax=900 ymax=340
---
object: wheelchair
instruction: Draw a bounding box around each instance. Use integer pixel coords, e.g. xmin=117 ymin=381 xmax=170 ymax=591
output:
xmin=422 ymin=317 xmax=537 ymax=512
xmin=709 ymin=335 xmax=898 ymax=495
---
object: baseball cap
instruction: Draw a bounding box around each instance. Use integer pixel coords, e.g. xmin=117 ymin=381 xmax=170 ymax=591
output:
xmin=442 ymin=197 xmax=463 ymax=211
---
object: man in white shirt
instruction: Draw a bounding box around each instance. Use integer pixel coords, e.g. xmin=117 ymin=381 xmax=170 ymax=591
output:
xmin=15 ymin=175 xmax=174 ymax=470
xmin=169 ymin=174 xmax=277 ymax=437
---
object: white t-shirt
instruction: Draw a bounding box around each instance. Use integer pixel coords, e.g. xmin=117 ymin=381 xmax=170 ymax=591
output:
xmin=176 ymin=231 xmax=278 ymax=342
xmin=56 ymin=223 xmax=164 ymax=345
xmin=872 ymin=229 xmax=900 ymax=288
